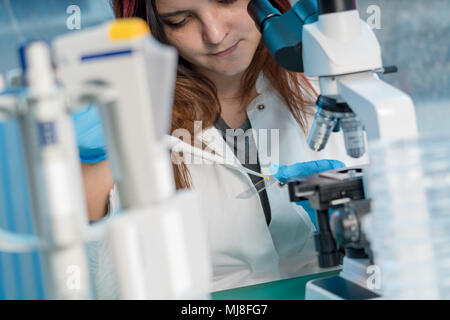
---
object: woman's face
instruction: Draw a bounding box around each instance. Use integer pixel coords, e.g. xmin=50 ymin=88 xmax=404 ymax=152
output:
xmin=155 ymin=0 xmax=262 ymax=77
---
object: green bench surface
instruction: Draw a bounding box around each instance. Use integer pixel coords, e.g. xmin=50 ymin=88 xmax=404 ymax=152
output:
xmin=211 ymin=270 xmax=341 ymax=300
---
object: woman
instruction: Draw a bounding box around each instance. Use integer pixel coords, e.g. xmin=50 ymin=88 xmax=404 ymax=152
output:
xmin=79 ymin=0 xmax=367 ymax=296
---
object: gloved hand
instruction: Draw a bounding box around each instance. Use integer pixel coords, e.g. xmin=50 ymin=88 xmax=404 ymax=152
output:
xmin=270 ymin=160 xmax=346 ymax=229
xmin=72 ymin=104 xmax=107 ymax=163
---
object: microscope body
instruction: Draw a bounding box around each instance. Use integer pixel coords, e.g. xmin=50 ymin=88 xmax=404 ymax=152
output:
xmin=249 ymin=0 xmax=418 ymax=154
xmin=300 ymin=3 xmax=419 ymax=299
xmin=302 ymin=2 xmax=418 ymax=147
xmin=303 ymin=0 xmax=418 ymax=299
xmin=249 ymin=0 xmax=421 ymax=299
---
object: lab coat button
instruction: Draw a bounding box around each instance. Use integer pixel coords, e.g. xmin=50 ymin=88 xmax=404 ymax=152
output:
xmin=257 ymin=104 xmax=265 ymax=111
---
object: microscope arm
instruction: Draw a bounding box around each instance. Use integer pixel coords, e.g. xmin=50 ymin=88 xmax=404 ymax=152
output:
xmin=337 ymin=71 xmax=419 ymax=141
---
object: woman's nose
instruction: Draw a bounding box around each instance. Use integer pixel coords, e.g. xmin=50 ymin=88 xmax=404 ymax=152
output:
xmin=201 ymin=14 xmax=228 ymax=46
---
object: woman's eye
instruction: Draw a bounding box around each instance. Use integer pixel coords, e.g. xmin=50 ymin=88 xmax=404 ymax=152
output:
xmin=218 ymin=0 xmax=238 ymax=4
xmin=165 ymin=18 xmax=188 ymax=29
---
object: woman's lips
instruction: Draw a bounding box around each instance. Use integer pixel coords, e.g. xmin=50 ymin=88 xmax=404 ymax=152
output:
xmin=211 ymin=41 xmax=240 ymax=58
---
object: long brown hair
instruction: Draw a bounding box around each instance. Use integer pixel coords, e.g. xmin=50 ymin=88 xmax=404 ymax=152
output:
xmin=112 ymin=0 xmax=317 ymax=189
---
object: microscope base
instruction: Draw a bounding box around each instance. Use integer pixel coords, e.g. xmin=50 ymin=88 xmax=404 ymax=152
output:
xmin=305 ymin=275 xmax=381 ymax=300
xmin=305 ymin=257 xmax=382 ymax=300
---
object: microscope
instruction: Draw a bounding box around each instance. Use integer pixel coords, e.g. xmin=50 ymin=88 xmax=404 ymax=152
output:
xmin=249 ymin=0 xmax=419 ymax=299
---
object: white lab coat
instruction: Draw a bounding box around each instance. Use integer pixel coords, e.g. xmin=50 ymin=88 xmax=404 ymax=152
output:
xmin=90 ymin=72 xmax=368 ymax=298
xmin=184 ymin=72 xmax=369 ymax=292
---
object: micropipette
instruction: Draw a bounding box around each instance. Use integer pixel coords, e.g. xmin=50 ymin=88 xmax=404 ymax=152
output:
xmin=164 ymin=135 xmax=272 ymax=181
xmin=235 ymin=177 xmax=279 ymax=199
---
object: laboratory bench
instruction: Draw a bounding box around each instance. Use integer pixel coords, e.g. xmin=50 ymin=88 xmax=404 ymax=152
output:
xmin=211 ymin=269 xmax=341 ymax=300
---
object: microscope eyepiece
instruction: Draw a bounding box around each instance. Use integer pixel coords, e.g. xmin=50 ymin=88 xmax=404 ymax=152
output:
xmin=247 ymin=0 xmax=318 ymax=73
xmin=247 ymin=0 xmax=281 ymax=30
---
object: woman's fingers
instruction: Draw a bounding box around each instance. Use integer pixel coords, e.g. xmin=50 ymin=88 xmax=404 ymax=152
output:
xmin=271 ymin=159 xmax=346 ymax=183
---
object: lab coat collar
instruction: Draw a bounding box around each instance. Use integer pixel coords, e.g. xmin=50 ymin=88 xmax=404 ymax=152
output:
xmin=256 ymin=71 xmax=270 ymax=95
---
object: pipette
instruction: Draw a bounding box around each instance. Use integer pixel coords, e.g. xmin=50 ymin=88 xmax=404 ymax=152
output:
xmin=235 ymin=177 xmax=279 ymax=199
xmin=164 ymin=135 xmax=276 ymax=192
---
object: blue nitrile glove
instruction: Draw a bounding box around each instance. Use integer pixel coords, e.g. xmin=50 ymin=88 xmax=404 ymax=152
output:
xmin=270 ymin=160 xmax=346 ymax=228
xmin=72 ymin=104 xmax=107 ymax=163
